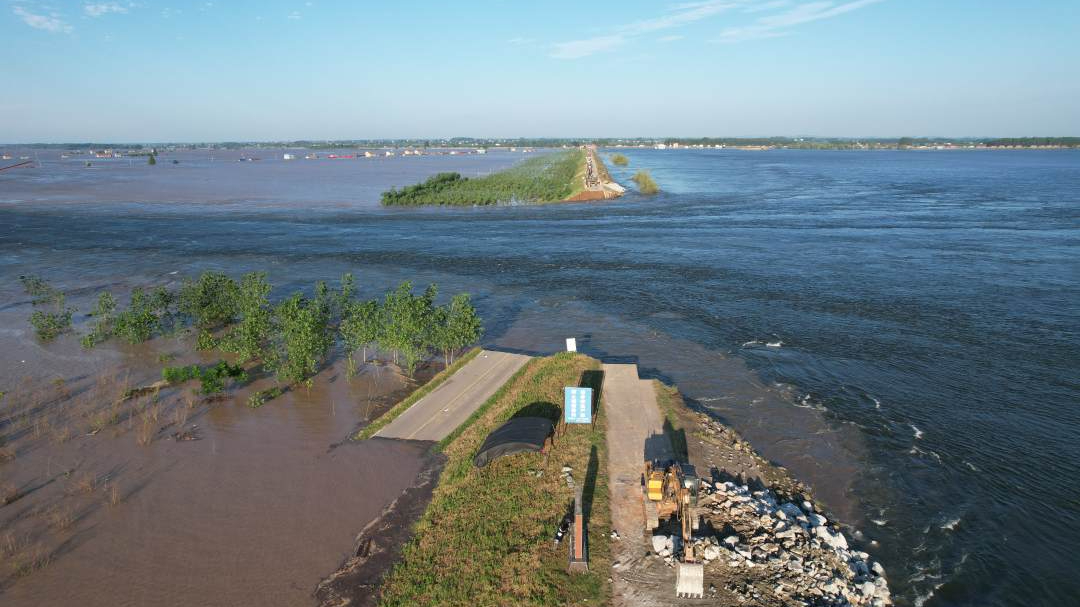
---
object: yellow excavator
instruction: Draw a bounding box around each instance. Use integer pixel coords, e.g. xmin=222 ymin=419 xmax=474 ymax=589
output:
xmin=643 ymin=460 xmax=704 ymax=598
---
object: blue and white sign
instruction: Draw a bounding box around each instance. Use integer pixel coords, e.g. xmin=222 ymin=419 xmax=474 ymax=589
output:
xmin=564 ymin=387 xmax=593 ymax=424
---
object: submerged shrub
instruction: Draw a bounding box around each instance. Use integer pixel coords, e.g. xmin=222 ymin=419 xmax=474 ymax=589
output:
xmin=247 ymin=386 xmax=283 ymax=408
xmin=631 ymin=170 xmax=659 ymax=194
xmin=20 ymin=275 xmax=74 ymax=341
xmin=178 ymin=271 xmax=240 ymax=328
xmin=81 ymin=291 xmax=117 ymax=349
xmin=161 ymin=361 xmax=246 ymax=395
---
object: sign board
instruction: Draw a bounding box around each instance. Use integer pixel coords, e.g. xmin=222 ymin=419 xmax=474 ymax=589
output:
xmin=564 ymin=387 xmax=593 ymax=424
xmin=566 ymin=338 xmax=577 ymax=352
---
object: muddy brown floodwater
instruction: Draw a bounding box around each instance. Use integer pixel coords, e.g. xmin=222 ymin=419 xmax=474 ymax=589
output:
xmin=0 ymin=304 xmax=438 ymax=606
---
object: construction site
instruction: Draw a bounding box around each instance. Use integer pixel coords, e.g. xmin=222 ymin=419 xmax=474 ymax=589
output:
xmin=316 ymin=349 xmax=892 ymax=607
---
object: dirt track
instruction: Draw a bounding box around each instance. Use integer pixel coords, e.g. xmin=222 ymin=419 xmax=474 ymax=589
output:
xmin=604 ymin=363 xmax=707 ymax=606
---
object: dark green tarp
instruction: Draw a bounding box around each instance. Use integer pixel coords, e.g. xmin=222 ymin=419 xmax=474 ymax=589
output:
xmin=473 ymin=417 xmax=554 ymax=467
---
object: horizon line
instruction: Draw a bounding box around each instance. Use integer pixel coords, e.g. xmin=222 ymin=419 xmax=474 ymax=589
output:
xmin=3 ymin=135 xmax=1078 ymax=147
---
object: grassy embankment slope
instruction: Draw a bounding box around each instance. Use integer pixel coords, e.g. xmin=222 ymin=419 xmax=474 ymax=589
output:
xmin=378 ymin=353 xmax=611 ymax=607
xmin=380 ymin=150 xmax=585 ymax=206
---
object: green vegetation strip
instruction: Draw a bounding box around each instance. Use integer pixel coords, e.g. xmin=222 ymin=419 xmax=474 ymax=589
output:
xmin=381 ymin=150 xmax=585 ymax=206
xmin=355 ymin=347 xmax=482 ymax=440
xmin=378 ymin=353 xmax=611 ymax=607
xmin=631 ymin=169 xmax=659 ymax=194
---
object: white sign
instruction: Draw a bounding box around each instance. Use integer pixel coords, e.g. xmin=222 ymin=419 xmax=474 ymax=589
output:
xmin=565 ymin=387 xmax=593 ymax=424
xmin=566 ymin=338 xmax=577 ymax=352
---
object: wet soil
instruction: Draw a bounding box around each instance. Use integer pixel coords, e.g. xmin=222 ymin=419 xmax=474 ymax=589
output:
xmin=314 ymin=440 xmax=446 ymax=607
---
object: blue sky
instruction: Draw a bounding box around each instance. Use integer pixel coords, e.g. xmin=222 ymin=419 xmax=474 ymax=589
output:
xmin=2 ymin=0 xmax=1078 ymax=142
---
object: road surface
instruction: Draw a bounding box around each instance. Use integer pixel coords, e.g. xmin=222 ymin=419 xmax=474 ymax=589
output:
xmin=603 ymin=363 xmax=688 ymax=606
xmin=375 ymin=350 xmax=530 ymax=442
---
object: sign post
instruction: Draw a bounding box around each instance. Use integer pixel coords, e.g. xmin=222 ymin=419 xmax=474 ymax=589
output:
xmin=564 ymin=387 xmax=593 ymax=425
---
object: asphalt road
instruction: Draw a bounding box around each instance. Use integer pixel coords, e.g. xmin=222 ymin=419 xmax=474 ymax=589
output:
xmin=374 ymin=350 xmax=531 ymax=442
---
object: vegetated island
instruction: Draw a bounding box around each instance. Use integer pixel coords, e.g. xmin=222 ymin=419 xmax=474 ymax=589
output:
xmin=632 ymin=169 xmax=660 ymax=194
xmin=327 ymin=353 xmax=892 ymax=606
xmin=610 ymin=153 xmax=629 ymax=166
xmin=380 ymin=148 xmax=623 ymax=206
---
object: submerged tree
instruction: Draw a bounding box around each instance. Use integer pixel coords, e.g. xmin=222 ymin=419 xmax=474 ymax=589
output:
xmin=341 ymin=299 xmax=382 ymax=368
xmin=380 ymin=282 xmax=439 ymax=374
xmin=81 ymin=291 xmax=117 ymax=349
xmin=19 ymin=275 xmax=74 ymax=341
xmin=113 ymin=286 xmax=173 ymax=344
xmin=429 ymin=293 xmax=483 ymax=367
xmin=178 ymin=271 xmax=240 ymax=329
xmin=219 ymin=271 xmax=273 ymax=364
xmin=269 ymin=292 xmax=333 ymax=386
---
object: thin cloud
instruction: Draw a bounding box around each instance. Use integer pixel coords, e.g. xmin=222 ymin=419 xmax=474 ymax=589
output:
xmin=552 ymin=0 xmax=738 ymax=59
xmin=658 ymin=34 xmax=685 ymax=42
xmin=717 ymin=0 xmax=884 ymax=43
xmin=13 ymin=6 xmax=73 ymax=33
xmin=619 ymin=0 xmax=738 ymax=34
xmin=84 ymin=3 xmax=131 ymax=18
xmin=551 ymin=35 xmax=625 ymax=60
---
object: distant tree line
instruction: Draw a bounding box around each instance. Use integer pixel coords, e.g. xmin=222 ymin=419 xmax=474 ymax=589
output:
xmin=11 ymin=137 xmax=1078 ymax=151
xmin=19 ymin=272 xmax=483 ymax=405
xmin=381 ymin=150 xmax=584 ymax=206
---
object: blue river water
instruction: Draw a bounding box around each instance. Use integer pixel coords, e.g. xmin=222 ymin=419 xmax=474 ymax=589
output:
xmin=1 ymin=148 xmax=1077 ymax=606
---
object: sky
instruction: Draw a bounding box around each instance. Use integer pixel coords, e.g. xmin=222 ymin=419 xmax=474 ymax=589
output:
xmin=2 ymin=0 xmax=1078 ymax=142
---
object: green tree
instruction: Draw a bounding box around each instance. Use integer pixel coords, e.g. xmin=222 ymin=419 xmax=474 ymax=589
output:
xmin=81 ymin=291 xmax=117 ymax=349
xmin=379 ymin=282 xmax=437 ymax=374
xmin=341 ymin=299 xmax=382 ymax=366
xmin=269 ymin=291 xmax=333 ymax=386
xmin=178 ymin=271 xmax=240 ymax=328
xmin=148 ymin=154 xmax=156 ymax=165
xmin=444 ymin=293 xmax=482 ymax=365
xmin=429 ymin=293 xmax=483 ymax=367
xmin=19 ymin=275 xmax=74 ymax=341
xmin=220 ymin=271 xmax=273 ymax=364
xmin=631 ymin=170 xmax=659 ymax=195
xmin=114 ymin=287 xmax=170 ymax=344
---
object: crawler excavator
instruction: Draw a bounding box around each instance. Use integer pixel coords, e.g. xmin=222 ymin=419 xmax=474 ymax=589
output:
xmin=643 ymin=460 xmax=704 ymax=598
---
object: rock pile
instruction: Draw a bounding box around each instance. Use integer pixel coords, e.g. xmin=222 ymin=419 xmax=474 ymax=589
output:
xmin=660 ymin=479 xmax=892 ymax=606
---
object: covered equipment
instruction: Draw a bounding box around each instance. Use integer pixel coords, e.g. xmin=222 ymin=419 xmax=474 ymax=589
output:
xmin=472 ymin=417 xmax=554 ymax=467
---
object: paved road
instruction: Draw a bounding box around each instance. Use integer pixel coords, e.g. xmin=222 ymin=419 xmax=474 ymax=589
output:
xmin=603 ymin=363 xmax=683 ymax=606
xmin=375 ymin=350 xmax=531 ymax=442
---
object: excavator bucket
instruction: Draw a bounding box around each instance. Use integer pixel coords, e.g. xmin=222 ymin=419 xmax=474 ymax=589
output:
xmin=676 ymin=562 xmax=704 ymax=598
